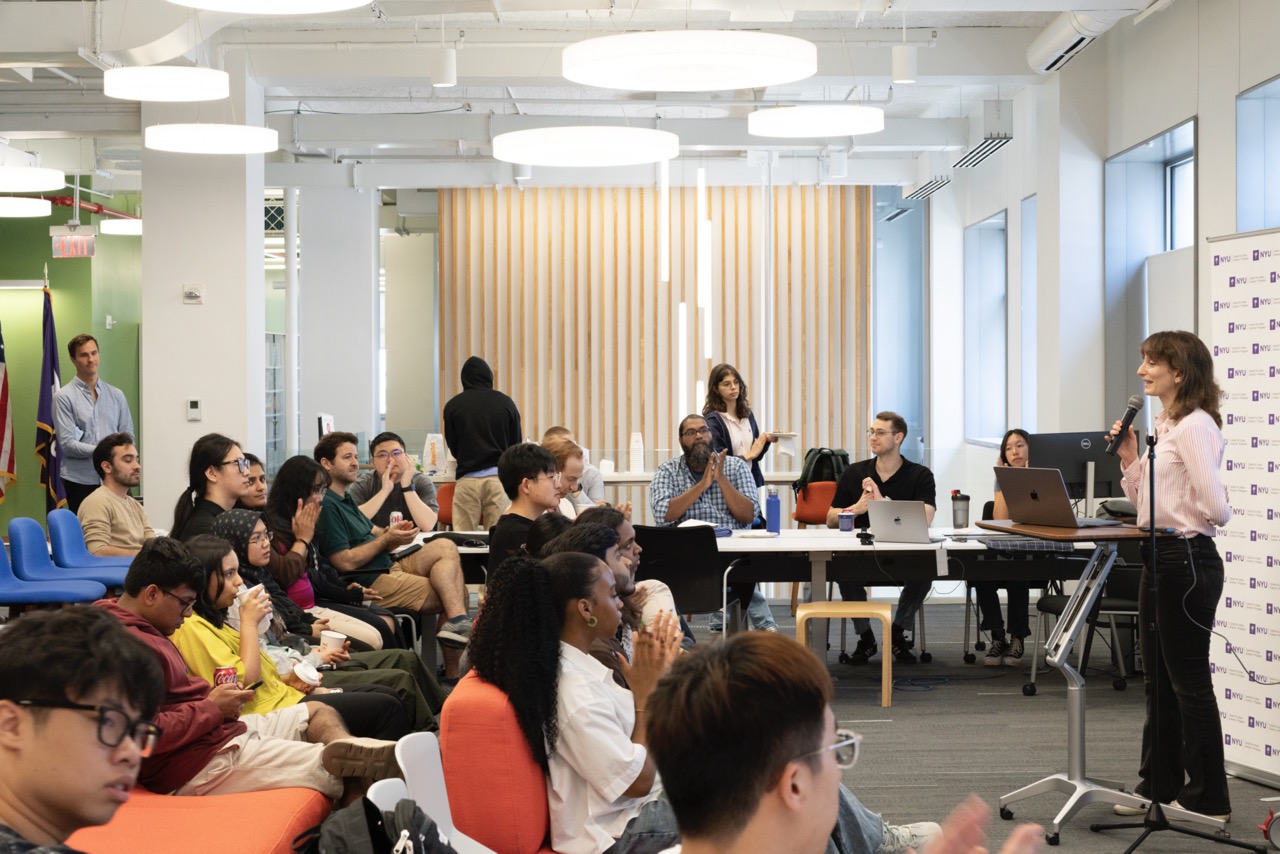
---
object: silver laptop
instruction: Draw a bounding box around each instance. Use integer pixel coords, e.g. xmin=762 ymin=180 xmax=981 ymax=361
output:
xmin=867 ymin=500 xmax=945 ymax=544
xmin=993 ymin=466 xmax=1123 ymax=529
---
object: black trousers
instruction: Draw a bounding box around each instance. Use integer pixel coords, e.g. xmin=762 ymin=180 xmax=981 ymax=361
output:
xmin=1134 ymin=535 xmax=1230 ymax=814
xmin=305 ymin=683 xmax=410 ymax=741
xmin=972 ymin=581 xmax=1031 ymax=639
xmin=63 ymin=479 xmax=98 ymax=514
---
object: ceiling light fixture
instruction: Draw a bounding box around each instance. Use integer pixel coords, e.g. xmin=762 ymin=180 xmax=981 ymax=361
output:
xmin=162 ymin=0 xmax=365 ymax=13
xmin=145 ymin=123 xmax=279 ymax=155
xmin=748 ymin=105 xmax=884 ymax=138
xmin=892 ymin=13 xmax=917 ymax=84
xmin=100 ymin=218 xmax=143 ymax=235
xmin=0 ymin=166 xmax=66 ymax=193
xmin=493 ymin=126 xmax=679 ymax=168
xmin=104 ymin=66 xmax=230 ymax=102
xmin=432 ymin=15 xmax=457 ymax=87
xmin=562 ymin=30 xmax=816 ymax=92
xmin=0 ymin=197 xmax=53 ymax=217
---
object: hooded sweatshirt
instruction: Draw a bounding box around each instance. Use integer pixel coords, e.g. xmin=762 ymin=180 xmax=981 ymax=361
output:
xmin=94 ymin=598 xmax=246 ymax=794
xmin=442 ymin=356 xmax=523 ymax=478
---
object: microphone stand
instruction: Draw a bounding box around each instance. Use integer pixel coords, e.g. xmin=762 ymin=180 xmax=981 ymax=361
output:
xmin=1091 ymin=433 xmax=1265 ymax=853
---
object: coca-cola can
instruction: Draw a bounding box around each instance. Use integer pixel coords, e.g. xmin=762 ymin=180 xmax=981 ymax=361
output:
xmin=213 ymin=666 xmax=237 ymax=686
xmin=389 ymin=511 xmax=404 ymax=526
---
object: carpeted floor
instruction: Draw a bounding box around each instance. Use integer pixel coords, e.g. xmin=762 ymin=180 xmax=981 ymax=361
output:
xmin=688 ymin=602 xmax=1278 ymax=854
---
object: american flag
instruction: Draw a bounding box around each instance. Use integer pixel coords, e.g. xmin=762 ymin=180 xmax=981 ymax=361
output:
xmin=0 ymin=321 xmax=14 ymax=503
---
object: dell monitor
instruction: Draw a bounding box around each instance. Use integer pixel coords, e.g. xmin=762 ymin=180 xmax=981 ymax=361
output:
xmin=1027 ymin=431 xmax=1132 ymax=500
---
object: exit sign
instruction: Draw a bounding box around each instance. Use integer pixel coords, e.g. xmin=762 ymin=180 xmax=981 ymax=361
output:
xmin=49 ymin=225 xmax=96 ymax=259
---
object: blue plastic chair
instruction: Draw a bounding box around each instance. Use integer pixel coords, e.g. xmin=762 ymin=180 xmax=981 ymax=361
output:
xmin=47 ymin=509 xmax=134 ymax=569
xmin=9 ymin=517 xmax=127 ymax=589
xmin=0 ymin=537 xmax=106 ymax=605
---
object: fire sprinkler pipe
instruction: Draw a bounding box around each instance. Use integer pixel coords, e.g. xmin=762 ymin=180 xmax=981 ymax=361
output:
xmin=38 ymin=195 xmax=139 ymax=220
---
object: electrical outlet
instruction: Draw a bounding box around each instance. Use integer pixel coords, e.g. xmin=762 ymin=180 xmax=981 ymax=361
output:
xmin=182 ymin=285 xmax=203 ymax=305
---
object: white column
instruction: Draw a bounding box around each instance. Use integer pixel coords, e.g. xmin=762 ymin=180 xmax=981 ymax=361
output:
xmin=298 ymin=186 xmax=380 ymax=441
xmin=284 ymin=187 xmax=300 ymax=454
xmin=139 ymin=56 xmax=266 ymax=531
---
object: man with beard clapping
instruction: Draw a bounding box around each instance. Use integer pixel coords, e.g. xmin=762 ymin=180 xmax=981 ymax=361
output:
xmin=650 ymin=414 xmax=759 ymax=529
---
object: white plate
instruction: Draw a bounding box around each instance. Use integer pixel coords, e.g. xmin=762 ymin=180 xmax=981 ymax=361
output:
xmin=737 ymin=531 xmax=781 ymax=538
xmin=770 ymin=431 xmax=797 ymax=436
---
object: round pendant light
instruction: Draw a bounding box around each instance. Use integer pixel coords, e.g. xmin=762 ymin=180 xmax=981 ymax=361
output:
xmin=145 ymin=123 xmax=279 ymax=155
xmin=562 ymin=30 xmax=816 ymax=92
xmin=493 ymin=126 xmax=679 ymax=168
xmin=100 ymin=218 xmax=143 ymax=236
xmin=163 ymin=0 xmax=365 ymax=12
xmin=747 ymin=105 xmax=885 ymax=138
xmin=0 ymin=197 xmax=53 ymax=218
xmin=0 ymin=166 xmax=66 ymax=193
xmin=105 ymin=66 xmax=230 ymax=102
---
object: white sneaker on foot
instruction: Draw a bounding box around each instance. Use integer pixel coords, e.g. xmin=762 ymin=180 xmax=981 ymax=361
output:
xmin=877 ymin=821 xmax=942 ymax=854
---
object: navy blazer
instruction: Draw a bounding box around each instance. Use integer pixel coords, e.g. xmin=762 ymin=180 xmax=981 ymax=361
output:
xmin=705 ymin=409 xmax=769 ymax=488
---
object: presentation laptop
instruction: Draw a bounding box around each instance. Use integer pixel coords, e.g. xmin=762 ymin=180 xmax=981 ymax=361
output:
xmin=993 ymin=466 xmax=1124 ymax=529
xmin=867 ymin=500 xmax=946 ymax=544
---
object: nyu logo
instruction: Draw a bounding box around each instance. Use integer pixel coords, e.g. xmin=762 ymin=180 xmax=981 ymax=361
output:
xmin=1215 ymin=254 xmax=1221 ymax=265
xmin=1250 ymin=578 xmax=1270 ymax=589
xmin=1230 ymin=276 xmax=1238 ymax=287
xmin=1260 ymin=297 xmax=1275 ymax=308
xmin=1230 ymin=322 xmax=1237 ymax=334
xmin=1255 ymin=249 xmax=1272 ymax=259
xmin=1225 ymin=733 xmax=1242 ymax=747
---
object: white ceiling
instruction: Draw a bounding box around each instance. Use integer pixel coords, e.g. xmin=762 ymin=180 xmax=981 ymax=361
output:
xmin=0 ymin=0 xmax=1154 ymax=188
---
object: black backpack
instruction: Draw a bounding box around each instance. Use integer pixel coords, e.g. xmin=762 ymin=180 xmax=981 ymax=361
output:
xmin=294 ymin=796 xmax=460 ymax=854
xmin=792 ymin=447 xmax=850 ymax=496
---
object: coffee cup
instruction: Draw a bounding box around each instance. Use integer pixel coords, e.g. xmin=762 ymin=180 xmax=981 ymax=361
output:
xmin=319 ymin=630 xmax=347 ymax=654
xmin=235 ymin=583 xmax=265 ymax=607
xmin=838 ymin=511 xmax=854 ymax=532
xmin=293 ymin=661 xmax=321 ymax=687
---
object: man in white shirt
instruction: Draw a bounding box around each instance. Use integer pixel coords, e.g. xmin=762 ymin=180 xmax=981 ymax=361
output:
xmin=77 ymin=433 xmax=154 ymax=557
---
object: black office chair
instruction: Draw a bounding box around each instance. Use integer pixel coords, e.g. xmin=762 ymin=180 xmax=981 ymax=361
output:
xmin=633 ymin=525 xmax=747 ymax=631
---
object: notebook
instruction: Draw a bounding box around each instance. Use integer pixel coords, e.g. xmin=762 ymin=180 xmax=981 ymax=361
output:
xmin=993 ymin=466 xmax=1124 ymax=529
xmin=867 ymin=500 xmax=945 ymax=544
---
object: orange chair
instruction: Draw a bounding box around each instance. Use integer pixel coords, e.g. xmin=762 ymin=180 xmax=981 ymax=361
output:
xmin=436 ymin=481 xmax=455 ymax=529
xmin=790 ymin=481 xmax=839 ymax=613
xmin=67 ymin=787 xmax=330 ymax=854
xmin=440 ymin=672 xmax=564 ymax=854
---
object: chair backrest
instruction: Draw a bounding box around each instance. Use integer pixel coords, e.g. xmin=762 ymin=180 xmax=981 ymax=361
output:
xmin=792 ymin=481 xmax=837 ymax=525
xmin=439 ymin=672 xmax=552 ymax=854
xmin=632 ymin=524 xmax=725 ymax=614
xmin=396 ymin=732 xmax=456 ymax=837
xmin=48 ymin=508 xmax=91 ymax=565
xmin=437 ymin=482 xmax=455 ymax=528
xmin=8 ymin=517 xmax=55 ymax=580
xmin=367 ymin=777 xmax=409 ymax=812
xmin=982 ymin=500 xmax=996 ymax=522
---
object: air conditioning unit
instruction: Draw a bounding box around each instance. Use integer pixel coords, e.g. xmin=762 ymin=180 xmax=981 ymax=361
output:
xmin=1026 ymin=10 xmax=1134 ymax=75
xmin=953 ymin=101 xmax=1013 ymax=169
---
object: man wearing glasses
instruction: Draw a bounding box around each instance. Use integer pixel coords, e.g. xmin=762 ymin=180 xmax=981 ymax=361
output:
xmin=348 ymin=432 xmax=440 ymax=531
xmin=489 ymin=443 xmax=563 ymax=572
xmin=645 ymin=632 xmax=1043 ymax=854
xmin=650 ymin=415 xmax=759 ymax=529
xmin=0 ymin=607 xmax=163 ymax=852
xmin=826 ymin=411 xmax=937 ymax=667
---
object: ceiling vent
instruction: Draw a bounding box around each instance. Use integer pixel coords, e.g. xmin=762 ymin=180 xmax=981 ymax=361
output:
xmin=880 ymin=206 xmax=912 ymax=223
xmin=905 ymin=175 xmax=950 ymax=200
xmin=953 ymin=101 xmax=1012 ymax=169
xmin=1026 ymin=10 xmax=1134 ymax=75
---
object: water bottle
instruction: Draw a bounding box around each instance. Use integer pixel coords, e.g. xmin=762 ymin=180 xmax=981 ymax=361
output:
xmin=951 ymin=490 xmax=971 ymax=529
xmin=765 ymin=486 xmax=781 ymax=534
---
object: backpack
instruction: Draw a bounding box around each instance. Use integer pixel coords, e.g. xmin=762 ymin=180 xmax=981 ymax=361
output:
xmin=294 ymin=796 xmax=460 ymax=854
xmin=792 ymin=447 xmax=850 ymax=496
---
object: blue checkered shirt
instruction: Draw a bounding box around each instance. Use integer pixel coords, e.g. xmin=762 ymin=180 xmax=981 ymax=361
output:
xmin=650 ymin=454 xmax=759 ymax=528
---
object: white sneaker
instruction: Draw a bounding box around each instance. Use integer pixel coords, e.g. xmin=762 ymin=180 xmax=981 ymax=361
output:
xmin=877 ymin=821 xmax=942 ymax=854
xmin=1170 ymin=799 xmax=1231 ymax=822
xmin=1113 ymin=802 xmax=1149 ymax=816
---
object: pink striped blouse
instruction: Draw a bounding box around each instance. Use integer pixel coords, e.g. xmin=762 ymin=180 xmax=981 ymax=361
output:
xmin=1120 ymin=408 xmax=1230 ymax=538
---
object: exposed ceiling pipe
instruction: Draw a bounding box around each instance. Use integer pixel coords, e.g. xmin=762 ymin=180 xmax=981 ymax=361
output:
xmin=38 ymin=195 xmax=138 ymax=220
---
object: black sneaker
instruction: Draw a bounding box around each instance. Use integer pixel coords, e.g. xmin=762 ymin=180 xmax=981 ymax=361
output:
xmin=1002 ymin=636 xmax=1025 ymax=666
xmin=891 ymin=624 xmax=917 ymax=664
xmin=983 ymin=637 xmax=1008 ymax=667
xmin=847 ymin=631 xmax=878 ymax=665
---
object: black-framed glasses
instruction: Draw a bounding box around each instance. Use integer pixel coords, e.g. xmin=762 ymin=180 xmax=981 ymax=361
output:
xmin=17 ymin=700 xmax=163 ymax=757
xmin=158 ymin=587 xmax=196 ymax=615
xmin=373 ymin=448 xmax=406 ymax=461
xmin=249 ymin=530 xmax=274 ymax=545
xmin=681 ymin=426 xmax=712 ymax=438
xmin=795 ymin=729 xmax=862 ymax=770
xmin=216 ymin=457 xmax=251 ymax=475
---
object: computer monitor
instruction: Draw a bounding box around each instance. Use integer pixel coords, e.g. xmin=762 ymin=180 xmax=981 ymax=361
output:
xmin=1027 ymin=431 xmax=1132 ymax=500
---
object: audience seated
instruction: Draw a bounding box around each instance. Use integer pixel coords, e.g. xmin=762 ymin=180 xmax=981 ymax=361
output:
xmin=77 ymin=432 xmax=154 ymax=557
xmin=236 ymin=453 xmax=269 ymax=512
xmin=170 ymin=434 xmax=252 ymax=540
xmin=540 ymin=436 xmax=588 ymax=519
xmin=313 ymin=432 xmax=471 ymax=680
xmin=542 ymin=426 xmax=608 ymax=510
xmin=95 ymin=537 xmax=399 ymax=803
xmin=488 ymin=443 xmax=562 ymax=571
xmin=523 ymin=512 xmax=573 ymax=562
xmin=347 ymin=431 xmax=440 ymax=531
xmin=0 ymin=607 xmax=163 ymax=852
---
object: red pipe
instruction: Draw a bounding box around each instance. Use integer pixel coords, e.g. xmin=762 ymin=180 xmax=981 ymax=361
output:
xmin=38 ymin=195 xmax=139 ymax=220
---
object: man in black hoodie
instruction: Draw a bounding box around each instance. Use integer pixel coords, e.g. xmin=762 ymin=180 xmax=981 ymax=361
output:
xmin=442 ymin=356 xmax=523 ymax=532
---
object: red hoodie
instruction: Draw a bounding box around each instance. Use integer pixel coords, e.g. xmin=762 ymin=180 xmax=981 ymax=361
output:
xmin=94 ymin=598 xmax=247 ymax=793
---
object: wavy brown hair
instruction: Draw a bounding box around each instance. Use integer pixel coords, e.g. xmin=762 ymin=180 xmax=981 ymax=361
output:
xmin=703 ymin=363 xmax=751 ymax=419
xmin=1141 ymin=331 xmax=1222 ymax=427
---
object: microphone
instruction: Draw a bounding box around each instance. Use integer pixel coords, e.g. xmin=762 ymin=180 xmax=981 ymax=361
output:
xmin=1105 ymin=394 xmax=1145 ymax=456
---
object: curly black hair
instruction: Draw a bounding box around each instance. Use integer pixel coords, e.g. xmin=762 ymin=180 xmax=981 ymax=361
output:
xmin=467 ymin=552 xmax=601 ymax=770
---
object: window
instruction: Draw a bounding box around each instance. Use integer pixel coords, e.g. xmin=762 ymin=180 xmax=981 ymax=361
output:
xmin=1020 ymin=195 xmax=1037 ymax=432
xmin=1166 ymin=155 xmax=1194 ymax=251
xmin=963 ymin=211 xmax=1007 ymax=441
xmin=872 ymin=186 xmax=927 ymax=457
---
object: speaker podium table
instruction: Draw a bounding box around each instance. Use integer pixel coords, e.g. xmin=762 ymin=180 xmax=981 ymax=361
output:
xmin=975 ymin=521 xmax=1227 ymax=845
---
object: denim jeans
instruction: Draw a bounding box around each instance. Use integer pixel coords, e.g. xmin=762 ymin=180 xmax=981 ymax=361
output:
xmin=1134 ymin=535 xmax=1230 ymax=814
xmin=606 ymin=796 xmax=680 ymax=854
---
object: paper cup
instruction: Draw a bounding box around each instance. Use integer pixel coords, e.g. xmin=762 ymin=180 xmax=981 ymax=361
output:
xmin=838 ymin=511 xmax=855 ymax=533
xmin=319 ymin=630 xmax=346 ymax=653
xmin=293 ymin=661 xmax=321 ymax=687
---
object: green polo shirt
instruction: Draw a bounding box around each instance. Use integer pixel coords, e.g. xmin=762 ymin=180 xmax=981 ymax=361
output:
xmin=316 ymin=488 xmax=392 ymax=586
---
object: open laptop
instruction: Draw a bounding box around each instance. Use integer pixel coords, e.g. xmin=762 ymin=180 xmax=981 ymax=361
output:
xmin=867 ymin=500 xmax=946 ymax=544
xmin=993 ymin=466 xmax=1124 ymax=529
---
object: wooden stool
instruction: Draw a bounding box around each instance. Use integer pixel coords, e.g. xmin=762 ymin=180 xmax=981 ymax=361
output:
xmin=795 ymin=601 xmax=893 ymax=708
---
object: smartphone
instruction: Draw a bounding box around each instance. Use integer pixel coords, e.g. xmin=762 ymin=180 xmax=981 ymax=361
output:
xmin=244 ymin=679 xmax=265 ymax=691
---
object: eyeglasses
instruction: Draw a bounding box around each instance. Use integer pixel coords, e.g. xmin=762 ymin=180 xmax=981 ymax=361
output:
xmin=532 ymin=472 xmax=561 ymax=485
xmin=680 ymin=426 xmax=712 ymax=438
xmin=17 ymin=700 xmax=164 ymax=757
xmin=795 ymin=729 xmax=862 ymax=769
xmin=866 ymin=429 xmax=895 ymax=438
xmin=249 ymin=530 xmax=274 ymax=545
xmin=310 ymin=482 xmax=328 ymax=495
xmin=216 ymin=457 xmax=251 ymax=475
xmin=373 ymin=449 xmax=405 ymax=461
xmin=158 ymin=588 xmax=196 ymax=615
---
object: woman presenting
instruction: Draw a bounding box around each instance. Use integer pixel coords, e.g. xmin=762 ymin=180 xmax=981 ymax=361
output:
xmin=1108 ymin=330 xmax=1232 ymax=821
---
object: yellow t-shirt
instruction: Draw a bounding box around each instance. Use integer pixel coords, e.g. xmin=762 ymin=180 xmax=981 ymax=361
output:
xmin=171 ymin=614 xmax=303 ymax=717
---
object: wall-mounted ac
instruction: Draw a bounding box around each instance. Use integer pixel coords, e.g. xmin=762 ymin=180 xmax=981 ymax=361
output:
xmin=1026 ymin=10 xmax=1135 ymax=75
